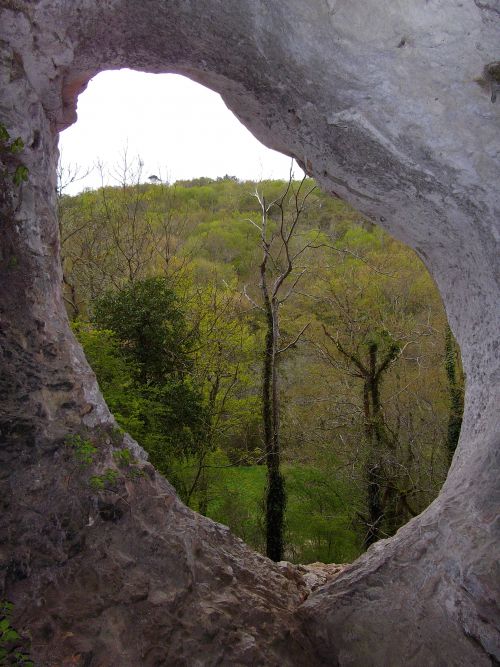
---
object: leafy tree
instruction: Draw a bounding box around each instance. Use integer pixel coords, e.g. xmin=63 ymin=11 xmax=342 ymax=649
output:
xmin=93 ymin=277 xmax=194 ymax=383
xmin=176 ymin=277 xmax=261 ymax=511
xmin=309 ymin=232 xmax=449 ymax=546
xmin=322 ymin=326 xmax=401 ymax=546
xmin=91 ymin=277 xmax=207 ymax=475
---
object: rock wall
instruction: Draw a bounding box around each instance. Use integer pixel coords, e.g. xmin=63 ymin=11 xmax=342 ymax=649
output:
xmin=0 ymin=1 xmax=498 ymax=665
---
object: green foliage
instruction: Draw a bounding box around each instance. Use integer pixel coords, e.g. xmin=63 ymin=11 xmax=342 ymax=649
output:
xmin=7 ymin=137 xmax=24 ymax=154
xmin=202 ymin=464 xmax=361 ymax=563
xmin=203 ymin=461 xmax=267 ymax=551
xmin=60 ymin=172 xmax=460 ymax=562
xmin=71 ymin=323 xmax=143 ymax=435
xmin=64 ymin=433 xmax=124 ymax=491
xmin=185 ymin=216 xmax=260 ymax=276
xmin=90 ymin=468 xmax=119 ymax=491
xmin=93 ymin=277 xmax=193 ymax=383
xmin=113 ymin=446 xmax=144 ymax=480
xmin=285 ymin=465 xmax=362 ymax=563
xmin=77 ymin=278 xmax=209 ymax=479
xmin=12 ymin=165 xmax=29 ymax=186
xmin=113 ymin=448 xmax=136 ymax=467
xmin=0 ymin=123 xmax=28 ymax=189
xmin=0 ymin=600 xmax=33 ymax=666
xmin=444 ymin=326 xmax=464 ymax=463
xmin=64 ymin=434 xmax=98 ymax=466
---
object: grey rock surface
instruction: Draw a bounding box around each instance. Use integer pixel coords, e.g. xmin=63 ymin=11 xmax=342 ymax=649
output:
xmin=0 ymin=1 xmax=498 ymax=665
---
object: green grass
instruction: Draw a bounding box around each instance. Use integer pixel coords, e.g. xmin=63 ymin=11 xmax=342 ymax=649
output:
xmin=206 ymin=465 xmax=267 ymax=553
xmin=204 ymin=464 xmax=363 ymax=564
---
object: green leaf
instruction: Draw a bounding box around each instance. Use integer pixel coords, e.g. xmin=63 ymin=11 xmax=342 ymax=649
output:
xmin=0 ymin=124 xmax=9 ymax=142
xmin=10 ymin=137 xmax=24 ymax=154
xmin=90 ymin=475 xmax=105 ymax=491
xmin=13 ymin=165 xmax=29 ymax=186
xmin=3 ymin=628 xmax=19 ymax=640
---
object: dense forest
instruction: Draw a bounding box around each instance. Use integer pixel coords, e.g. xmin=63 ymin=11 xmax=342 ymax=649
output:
xmin=58 ymin=159 xmax=463 ymax=564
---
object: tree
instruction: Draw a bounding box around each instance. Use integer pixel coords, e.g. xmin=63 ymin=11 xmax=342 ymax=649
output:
xmin=92 ymin=277 xmax=207 ymax=474
xmin=322 ymin=326 xmax=400 ymax=546
xmin=94 ymin=154 xmax=157 ymax=286
xmin=245 ymin=174 xmax=316 ymax=561
xmin=173 ymin=276 xmax=260 ymax=513
xmin=58 ymin=154 xmax=196 ymax=318
xmin=444 ymin=325 xmax=464 ymax=465
xmin=56 ymin=155 xmax=92 ymax=318
xmin=311 ymin=233 xmax=447 ymax=547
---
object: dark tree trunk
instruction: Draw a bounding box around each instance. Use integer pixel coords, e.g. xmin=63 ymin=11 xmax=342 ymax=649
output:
xmin=263 ymin=303 xmax=286 ymax=561
xmin=62 ymin=273 xmax=80 ymax=319
xmin=197 ymin=468 xmax=209 ymax=515
xmin=363 ymin=344 xmax=384 ymax=547
xmin=445 ymin=326 xmax=463 ymax=465
xmin=362 ymin=342 xmax=401 ymax=547
xmin=253 ymin=181 xmax=312 ymax=562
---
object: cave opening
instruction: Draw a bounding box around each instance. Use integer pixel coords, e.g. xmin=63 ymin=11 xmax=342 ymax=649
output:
xmin=57 ymin=70 xmax=463 ymax=566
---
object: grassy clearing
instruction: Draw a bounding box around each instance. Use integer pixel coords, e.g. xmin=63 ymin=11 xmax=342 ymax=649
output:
xmin=204 ymin=464 xmax=362 ymax=564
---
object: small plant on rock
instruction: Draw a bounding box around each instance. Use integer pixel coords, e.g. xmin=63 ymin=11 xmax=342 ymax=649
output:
xmin=0 ymin=600 xmax=33 ymax=666
xmin=64 ymin=434 xmax=98 ymax=466
xmin=90 ymin=468 xmax=119 ymax=491
xmin=113 ymin=448 xmax=135 ymax=467
xmin=0 ymin=123 xmax=29 ymax=188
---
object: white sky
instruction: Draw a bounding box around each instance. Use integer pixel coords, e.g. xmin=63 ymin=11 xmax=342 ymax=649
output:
xmin=59 ymin=69 xmax=302 ymax=195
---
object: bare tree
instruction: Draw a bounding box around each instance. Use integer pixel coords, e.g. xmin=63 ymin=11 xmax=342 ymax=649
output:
xmin=317 ymin=268 xmax=436 ymax=547
xmin=96 ymin=153 xmax=157 ymax=286
xmin=245 ymin=173 xmax=316 ymax=561
xmin=57 ymin=154 xmax=92 ymax=317
xmin=322 ymin=326 xmax=400 ymax=546
xmin=58 ymin=152 xmax=186 ymax=316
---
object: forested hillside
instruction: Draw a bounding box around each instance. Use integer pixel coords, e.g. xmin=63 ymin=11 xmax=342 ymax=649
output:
xmin=58 ymin=165 xmax=463 ymax=564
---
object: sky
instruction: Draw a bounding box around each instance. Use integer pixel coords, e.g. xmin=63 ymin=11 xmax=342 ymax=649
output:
xmin=58 ymin=69 xmax=302 ymax=195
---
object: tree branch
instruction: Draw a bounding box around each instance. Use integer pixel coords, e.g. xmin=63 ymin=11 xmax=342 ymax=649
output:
xmin=277 ymin=322 xmax=310 ymax=354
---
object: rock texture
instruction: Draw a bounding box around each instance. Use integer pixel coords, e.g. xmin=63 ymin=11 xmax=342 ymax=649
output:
xmin=277 ymin=561 xmax=348 ymax=595
xmin=0 ymin=1 xmax=499 ymax=665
